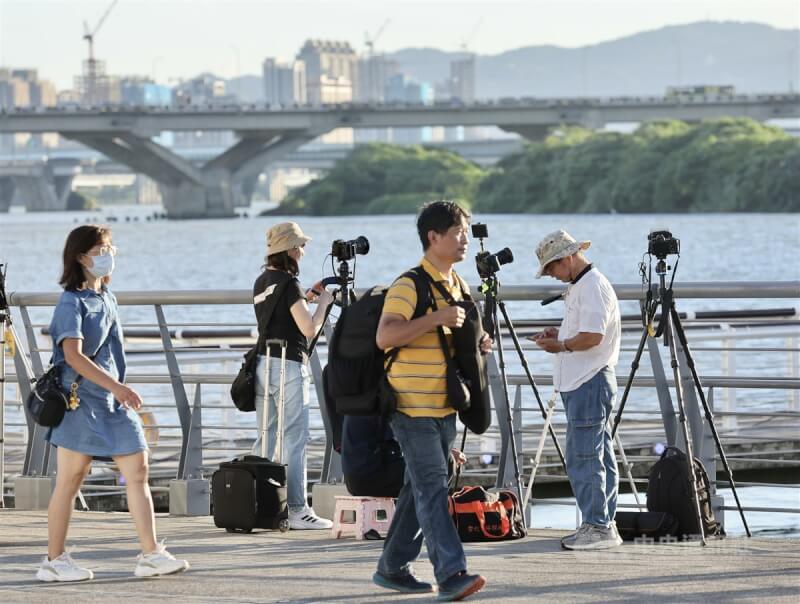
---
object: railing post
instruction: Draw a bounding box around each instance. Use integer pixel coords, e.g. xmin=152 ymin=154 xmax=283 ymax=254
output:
xmin=722 ymin=329 xmax=737 ymax=431
xmin=169 ymin=383 xmax=210 ymax=516
xmin=706 ymin=386 xmax=725 ymax=532
xmin=13 ymin=308 xmax=52 ymax=479
xmin=647 ymin=336 xmax=678 ymax=447
xmin=154 ymin=304 xmax=192 ymax=480
xmin=310 ymin=318 xmax=341 ymax=483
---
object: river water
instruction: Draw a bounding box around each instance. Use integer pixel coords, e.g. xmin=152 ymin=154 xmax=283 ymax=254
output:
xmin=1 ymin=207 xmax=798 ymax=535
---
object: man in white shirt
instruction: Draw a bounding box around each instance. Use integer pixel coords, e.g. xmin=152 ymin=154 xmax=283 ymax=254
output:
xmin=530 ymin=230 xmax=622 ymax=550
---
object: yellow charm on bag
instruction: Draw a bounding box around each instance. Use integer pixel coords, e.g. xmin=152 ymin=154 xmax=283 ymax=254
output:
xmin=3 ymin=327 xmax=13 ymax=357
xmin=69 ymin=382 xmax=80 ymax=410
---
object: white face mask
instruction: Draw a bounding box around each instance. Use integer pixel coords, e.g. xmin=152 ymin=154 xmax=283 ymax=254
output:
xmin=87 ymin=252 xmax=115 ymax=279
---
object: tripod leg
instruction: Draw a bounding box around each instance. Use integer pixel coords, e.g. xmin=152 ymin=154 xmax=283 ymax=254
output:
xmin=670 ymin=307 xmax=751 ymax=537
xmin=664 ymin=308 xmax=707 ymax=545
xmin=522 ymin=394 xmax=556 ymax=511
xmin=492 ymin=305 xmax=525 ymax=519
xmin=497 ymin=301 xmax=568 ymax=474
xmin=612 ymin=326 xmax=649 ymax=438
xmin=614 ymin=432 xmax=643 ymax=509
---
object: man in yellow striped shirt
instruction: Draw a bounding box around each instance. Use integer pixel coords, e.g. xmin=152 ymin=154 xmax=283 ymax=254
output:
xmin=372 ymin=201 xmax=490 ymax=602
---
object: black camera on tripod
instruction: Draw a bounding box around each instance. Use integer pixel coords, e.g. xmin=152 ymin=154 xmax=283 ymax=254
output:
xmin=647 ymin=229 xmax=680 ymax=259
xmin=331 ymin=236 xmax=370 ymax=261
xmin=471 ymin=223 xmax=514 ymax=279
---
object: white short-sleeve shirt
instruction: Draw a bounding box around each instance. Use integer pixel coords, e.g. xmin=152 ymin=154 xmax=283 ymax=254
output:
xmin=553 ymin=267 xmax=621 ymax=393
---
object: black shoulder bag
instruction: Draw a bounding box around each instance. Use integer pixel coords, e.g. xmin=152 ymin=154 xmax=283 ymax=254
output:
xmin=231 ymin=277 xmax=290 ymax=412
xmin=27 ymin=321 xmax=116 ymax=428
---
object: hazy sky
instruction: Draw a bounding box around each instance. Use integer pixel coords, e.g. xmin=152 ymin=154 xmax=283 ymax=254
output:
xmin=1 ymin=0 xmax=798 ymax=89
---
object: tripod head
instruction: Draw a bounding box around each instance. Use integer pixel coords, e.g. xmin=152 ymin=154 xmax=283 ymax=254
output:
xmin=640 ymin=229 xmax=681 ymax=340
xmin=471 ymin=223 xmax=514 ymax=339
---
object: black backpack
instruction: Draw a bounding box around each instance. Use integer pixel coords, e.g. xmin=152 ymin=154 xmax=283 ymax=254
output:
xmin=326 ymin=269 xmax=429 ymax=416
xmin=646 ymin=446 xmax=722 ymax=539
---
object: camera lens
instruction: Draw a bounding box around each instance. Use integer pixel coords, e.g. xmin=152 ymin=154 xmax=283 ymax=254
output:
xmin=353 ymin=235 xmax=370 ymax=256
xmin=494 ymin=247 xmax=513 ymax=267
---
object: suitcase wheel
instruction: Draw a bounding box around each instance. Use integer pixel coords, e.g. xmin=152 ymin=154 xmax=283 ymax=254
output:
xmin=278 ymin=519 xmax=290 ymax=533
xmin=226 ymin=527 xmax=253 ymax=534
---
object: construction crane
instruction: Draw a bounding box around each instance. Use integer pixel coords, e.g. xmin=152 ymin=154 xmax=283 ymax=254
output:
xmin=83 ymin=0 xmax=119 ymax=62
xmin=364 ymin=19 xmax=391 ymax=57
xmin=82 ymin=0 xmax=119 ymax=104
xmin=460 ymin=17 xmax=484 ymax=54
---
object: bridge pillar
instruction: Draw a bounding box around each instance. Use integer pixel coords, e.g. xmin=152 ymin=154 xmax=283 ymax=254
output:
xmin=12 ymin=175 xmax=64 ymax=211
xmin=66 ymin=130 xmax=324 ymax=219
xmin=0 ymin=176 xmax=15 ymax=212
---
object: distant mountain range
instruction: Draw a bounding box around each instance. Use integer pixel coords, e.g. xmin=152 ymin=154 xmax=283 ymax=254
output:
xmin=224 ymin=21 xmax=799 ymax=102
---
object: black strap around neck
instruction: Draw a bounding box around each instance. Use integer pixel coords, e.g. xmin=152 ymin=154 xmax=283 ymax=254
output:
xmin=571 ymin=263 xmax=594 ymax=285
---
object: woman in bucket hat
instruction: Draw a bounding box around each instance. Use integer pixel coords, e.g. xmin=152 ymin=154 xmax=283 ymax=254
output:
xmin=530 ymin=229 xmax=623 ymax=550
xmin=251 ymin=222 xmax=335 ymax=529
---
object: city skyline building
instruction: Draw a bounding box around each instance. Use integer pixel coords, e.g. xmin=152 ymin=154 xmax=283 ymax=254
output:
xmin=296 ymin=39 xmax=357 ymax=105
xmin=262 ymin=58 xmax=307 ymax=106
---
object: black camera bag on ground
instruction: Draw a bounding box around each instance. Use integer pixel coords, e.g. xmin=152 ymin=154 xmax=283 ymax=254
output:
xmin=614 ymin=511 xmax=680 ymax=541
xmin=646 ymin=446 xmax=722 ymax=539
xmin=448 ymin=486 xmax=526 ymax=542
xmin=230 ymin=277 xmax=289 ymax=412
xmin=325 ymin=269 xmax=428 ymax=416
xmin=212 ymin=456 xmax=288 ymax=532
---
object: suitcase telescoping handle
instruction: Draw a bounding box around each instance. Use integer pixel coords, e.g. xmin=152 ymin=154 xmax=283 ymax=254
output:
xmin=261 ymin=339 xmax=288 ymax=462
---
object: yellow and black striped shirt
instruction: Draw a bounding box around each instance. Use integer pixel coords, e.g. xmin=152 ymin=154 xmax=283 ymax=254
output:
xmin=382 ymin=257 xmax=470 ymax=418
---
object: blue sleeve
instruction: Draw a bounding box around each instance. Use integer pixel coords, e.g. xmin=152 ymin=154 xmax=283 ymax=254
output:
xmin=50 ymin=292 xmax=84 ymax=346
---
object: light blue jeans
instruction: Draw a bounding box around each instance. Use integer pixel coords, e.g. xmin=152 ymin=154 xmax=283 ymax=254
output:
xmin=251 ymin=355 xmax=309 ymax=512
xmin=560 ymin=366 xmax=619 ymax=528
xmin=377 ymin=412 xmax=466 ymax=585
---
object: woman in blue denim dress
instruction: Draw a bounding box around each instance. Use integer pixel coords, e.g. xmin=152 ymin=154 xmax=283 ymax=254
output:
xmin=36 ymin=225 xmax=189 ymax=582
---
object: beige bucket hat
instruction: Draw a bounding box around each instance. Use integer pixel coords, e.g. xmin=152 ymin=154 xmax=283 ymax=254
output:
xmin=266 ymin=222 xmax=311 ymax=256
xmin=535 ymin=229 xmax=591 ymax=278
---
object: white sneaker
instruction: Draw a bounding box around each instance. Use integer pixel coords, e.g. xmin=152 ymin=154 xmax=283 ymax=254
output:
xmin=134 ymin=541 xmax=190 ymax=578
xmin=36 ymin=551 xmax=94 ymax=582
xmin=288 ymin=507 xmax=333 ymax=530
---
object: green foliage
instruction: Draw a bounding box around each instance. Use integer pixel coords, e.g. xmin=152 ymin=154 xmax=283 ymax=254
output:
xmin=277 ymin=143 xmax=483 ymax=215
xmin=277 ymin=120 xmax=798 ymax=215
xmin=476 ymin=118 xmax=798 ymax=213
xmin=66 ymin=191 xmax=97 ymax=211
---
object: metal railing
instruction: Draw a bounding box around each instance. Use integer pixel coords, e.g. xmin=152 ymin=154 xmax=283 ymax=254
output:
xmin=2 ymin=281 xmax=799 ymax=526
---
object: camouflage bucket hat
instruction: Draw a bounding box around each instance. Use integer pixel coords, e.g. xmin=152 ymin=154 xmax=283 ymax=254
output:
xmin=535 ymin=229 xmax=591 ymax=278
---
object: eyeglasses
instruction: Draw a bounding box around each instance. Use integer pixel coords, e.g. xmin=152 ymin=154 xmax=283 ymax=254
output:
xmin=86 ymin=244 xmax=118 ymax=257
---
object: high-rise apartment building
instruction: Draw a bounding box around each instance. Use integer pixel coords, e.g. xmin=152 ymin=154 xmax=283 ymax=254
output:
xmin=449 ymin=54 xmax=476 ymax=103
xmin=262 ymin=58 xmax=307 ymax=106
xmin=356 ymin=54 xmax=399 ymax=103
xmin=297 ymin=39 xmax=357 ymax=105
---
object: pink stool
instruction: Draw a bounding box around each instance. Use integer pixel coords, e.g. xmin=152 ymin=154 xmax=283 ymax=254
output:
xmin=331 ymin=496 xmax=396 ymax=540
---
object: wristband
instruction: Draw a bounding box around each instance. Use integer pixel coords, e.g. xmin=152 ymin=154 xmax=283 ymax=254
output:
xmin=562 ymin=340 xmax=573 ymax=353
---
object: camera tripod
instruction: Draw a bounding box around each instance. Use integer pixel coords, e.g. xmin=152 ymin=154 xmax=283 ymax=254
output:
xmin=611 ymin=258 xmax=751 ymax=544
xmin=480 ymin=273 xmax=570 ymax=514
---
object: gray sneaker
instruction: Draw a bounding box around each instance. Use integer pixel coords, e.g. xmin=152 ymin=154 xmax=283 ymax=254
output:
xmin=563 ymin=523 xmax=623 ymax=551
xmin=560 ymin=523 xmax=591 ymax=549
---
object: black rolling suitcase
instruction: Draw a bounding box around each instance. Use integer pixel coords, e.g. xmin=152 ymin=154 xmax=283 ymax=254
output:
xmin=213 ymin=340 xmax=290 ymax=533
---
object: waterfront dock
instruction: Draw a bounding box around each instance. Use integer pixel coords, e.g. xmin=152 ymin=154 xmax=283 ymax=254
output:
xmin=1 ymin=510 xmax=799 ymax=603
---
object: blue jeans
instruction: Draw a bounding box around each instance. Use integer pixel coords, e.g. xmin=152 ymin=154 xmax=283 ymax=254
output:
xmin=560 ymin=367 xmax=619 ymax=527
xmin=252 ymin=355 xmax=309 ymax=512
xmin=377 ymin=413 xmax=466 ymax=585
